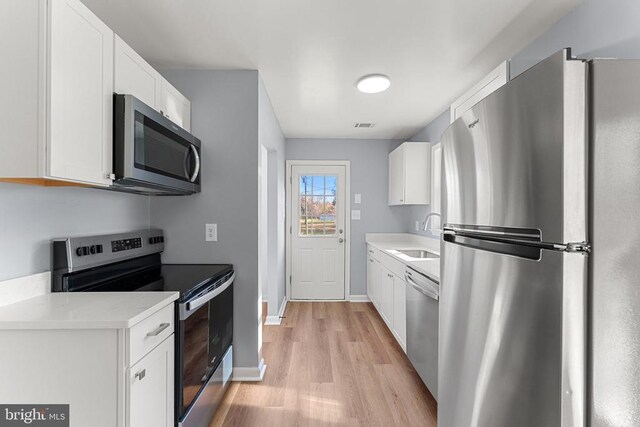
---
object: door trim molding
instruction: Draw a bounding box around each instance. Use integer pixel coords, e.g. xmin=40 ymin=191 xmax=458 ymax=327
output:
xmin=264 ymin=297 xmax=287 ymax=325
xmin=285 ymin=160 xmax=351 ymax=301
xmin=232 ymin=358 xmax=267 ymax=382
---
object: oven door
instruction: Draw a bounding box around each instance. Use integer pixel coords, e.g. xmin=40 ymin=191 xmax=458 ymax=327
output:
xmin=114 ymin=94 xmax=201 ymax=194
xmin=176 ymin=272 xmax=234 ymax=422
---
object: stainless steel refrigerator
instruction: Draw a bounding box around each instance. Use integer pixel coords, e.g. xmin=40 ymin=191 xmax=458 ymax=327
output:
xmin=440 ymin=49 xmax=640 ymax=427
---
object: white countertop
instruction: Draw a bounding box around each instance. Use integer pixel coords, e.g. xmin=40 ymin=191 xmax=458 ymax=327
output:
xmin=0 ymin=292 xmax=179 ymax=330
xmin=366 ymin=233 xmax=441 ymax=282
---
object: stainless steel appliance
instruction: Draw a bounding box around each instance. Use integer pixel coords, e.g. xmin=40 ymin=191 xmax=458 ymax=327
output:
xmin=405 ymin=267 xmax=439 ymax=398
xmin=52 ymin=230 xmax=233 ymax=427
xmin=113 ymin=94 xmax=201 ymax=195
xmin=440 ymin=49 xmax=640 ymax=427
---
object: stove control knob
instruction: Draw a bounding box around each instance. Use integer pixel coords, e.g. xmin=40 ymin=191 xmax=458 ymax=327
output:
xmin=76 ymin=247 xmax=83 ymax=257
xmin=90 ymin=245 xmax=97 ymax=254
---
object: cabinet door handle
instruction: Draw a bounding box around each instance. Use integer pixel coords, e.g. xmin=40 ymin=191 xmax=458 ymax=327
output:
xmin=146 ymin=323 xmax=170 ymax=337
xmin=135 ymin=369 xmax=146 ymax=381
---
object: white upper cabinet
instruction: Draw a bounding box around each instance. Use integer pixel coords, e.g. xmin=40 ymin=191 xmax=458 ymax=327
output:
xmin=0 ymin=0 xmax=114 ymax=186
xmin=114 ymin=35 xmax=192 ymax=132
xmin=0 ymin=0 xmax=192 ymax=188
xmin=450 ymin=61 xmax=509 ymax=123
xmin=114 ymin=35 xmax=162 ymax=109
xmin=160 ymin=79 xmax=191 ymax=131
xmin=388 ymin=142 xmax=431 ymax=206
xmin=48 ymin=0 xmax=114 ymax=186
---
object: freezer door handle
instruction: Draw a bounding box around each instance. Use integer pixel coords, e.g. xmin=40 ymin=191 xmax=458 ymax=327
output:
xmin=443 ymin=231 xmax=542 ymax=260
xmin=443 ymin=227 xmax=590 ymax=257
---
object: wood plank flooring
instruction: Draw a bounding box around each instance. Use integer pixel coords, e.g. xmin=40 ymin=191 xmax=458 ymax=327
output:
xmin=210 ymin=302 xmax=437 ymax=427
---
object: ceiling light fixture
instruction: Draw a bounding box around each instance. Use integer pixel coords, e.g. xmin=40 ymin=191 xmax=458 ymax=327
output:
xmin=356 ymin=74 xmax=391 ymax=94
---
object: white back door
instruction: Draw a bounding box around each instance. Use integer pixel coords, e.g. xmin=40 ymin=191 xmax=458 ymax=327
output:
xmin=290 ymin=164 xmax=346 ymax=300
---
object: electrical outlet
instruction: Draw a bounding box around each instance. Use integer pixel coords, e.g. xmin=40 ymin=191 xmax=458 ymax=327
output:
xmin=415 ymin=221 xmax=420 ymax=231
xmin=355 ymin=193 xmax=361 ymax=204
xmin=205 ymin=224 xmax=217 ymax=242
xmin=351 ymin=210 xmax=361 ymax=220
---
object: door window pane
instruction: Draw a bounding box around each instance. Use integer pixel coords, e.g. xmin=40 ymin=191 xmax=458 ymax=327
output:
xmin=298 ymin=175 xmax=338 ymax=236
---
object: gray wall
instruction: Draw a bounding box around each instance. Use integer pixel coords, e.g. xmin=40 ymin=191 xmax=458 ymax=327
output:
xmin=407 ymin=0 xmax=640 ymax=238
xmin=286 ymin=138 xmax=407 ymax=296
xmin=407 ymin=109 xmax=450 ymax=238
xmin=511 ymin=0 xmax=640 ymax=78
xmin=150 ymin=70 xmax=261 ymax=370
xmin=0 ymin=183 xmax=149 ymax=282
xmin=258 ymin=77 xmax=287 ymax=317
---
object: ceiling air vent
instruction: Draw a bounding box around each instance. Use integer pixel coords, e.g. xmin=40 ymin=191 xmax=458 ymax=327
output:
xmin=354 ymin=122 xmax=375 ymax=128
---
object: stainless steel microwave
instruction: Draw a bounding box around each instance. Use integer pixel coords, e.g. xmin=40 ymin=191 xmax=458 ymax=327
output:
xmin=113 ymin=94 xmax=201 ymax=195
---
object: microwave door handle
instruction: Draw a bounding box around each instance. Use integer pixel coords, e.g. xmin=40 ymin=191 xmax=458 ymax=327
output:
xmin=183 ymin=147 xmax=192 ymax=179
xmin=189 ymin=144 xmax=200 ymax=183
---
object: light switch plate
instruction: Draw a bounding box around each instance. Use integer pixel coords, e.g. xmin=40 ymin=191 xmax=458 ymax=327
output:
xmin=415 ymin=221 xmax=420 ymax=231
xmin=355 ymin=193 xmax=361 ymax=204
xmin=205 ymin=224 xmax=217 ymax=242
xmin=351 ymin=210 xmax=361 ymax=220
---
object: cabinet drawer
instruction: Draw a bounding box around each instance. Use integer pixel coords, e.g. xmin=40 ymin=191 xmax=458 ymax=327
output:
xmin=127 ymin=304 xmax=174 ymax=366
xmin=367 ymin=245 xmax=381 ymax=261
xmin=380 ymin=252 xmax=406 ymax=279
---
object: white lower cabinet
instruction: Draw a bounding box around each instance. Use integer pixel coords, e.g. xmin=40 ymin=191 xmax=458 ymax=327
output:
xmin=367 ymin=255 xmax=376 ymax=305
xmin=128 ymin=334 xmax=174 ymax=427
xmin=0 ymin=301 xmax=176 ymax=427
xmin=366 ymin=245 xmax=407 ymax=352
xmin=380 ymin=268 xmax=394 ymax=326
xmin=393 ymin=276 xmax=407 ymax=349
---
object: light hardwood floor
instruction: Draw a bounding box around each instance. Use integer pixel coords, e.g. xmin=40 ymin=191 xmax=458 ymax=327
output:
xmin=210 ymin=302 xmax=437 ymax=427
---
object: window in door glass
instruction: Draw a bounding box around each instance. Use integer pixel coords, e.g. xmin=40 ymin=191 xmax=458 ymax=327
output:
xmin=299 ymin=175 xmax=337 ymax=236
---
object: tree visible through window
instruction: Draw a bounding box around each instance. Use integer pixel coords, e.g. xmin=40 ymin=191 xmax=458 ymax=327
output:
xmin=299 ymin=175 xmax=337 ymax=236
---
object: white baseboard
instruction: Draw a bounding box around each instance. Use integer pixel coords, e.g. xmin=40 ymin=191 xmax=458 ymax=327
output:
xmin=264 ymin=297 xmax=287 ymax=325
xmin=0 ymin=272 xmax=50 ymax=307
xmin=349 ymin=294 xmax=370 ymax=303
xmin=232 ymin=358 xmax=266 ymax=382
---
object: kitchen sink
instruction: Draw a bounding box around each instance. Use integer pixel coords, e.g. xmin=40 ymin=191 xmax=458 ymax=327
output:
xmin=397 ymin=249 xmax=440 ymax=259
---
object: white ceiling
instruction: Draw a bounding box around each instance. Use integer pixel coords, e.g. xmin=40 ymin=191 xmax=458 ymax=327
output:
xmin=83 ymin=0 xmax=580 ymax=139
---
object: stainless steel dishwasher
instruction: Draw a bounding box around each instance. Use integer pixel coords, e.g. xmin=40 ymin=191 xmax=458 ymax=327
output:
xmin=405 ymin=266 xmax=439 ymax=399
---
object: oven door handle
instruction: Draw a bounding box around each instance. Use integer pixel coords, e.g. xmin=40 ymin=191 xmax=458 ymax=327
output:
xmin=181 ymin=272 xmax=235 ymax=319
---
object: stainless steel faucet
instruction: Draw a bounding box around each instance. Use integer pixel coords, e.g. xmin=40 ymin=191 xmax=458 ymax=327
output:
xmin=421 ymin=212 xmax=442 ymax=231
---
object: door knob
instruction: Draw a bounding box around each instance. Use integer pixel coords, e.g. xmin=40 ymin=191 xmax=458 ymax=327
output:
xmin=339 ymin=229 xmax=343 ymax=234
xmin=339 ymin=238 xmax=344 ymax=243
